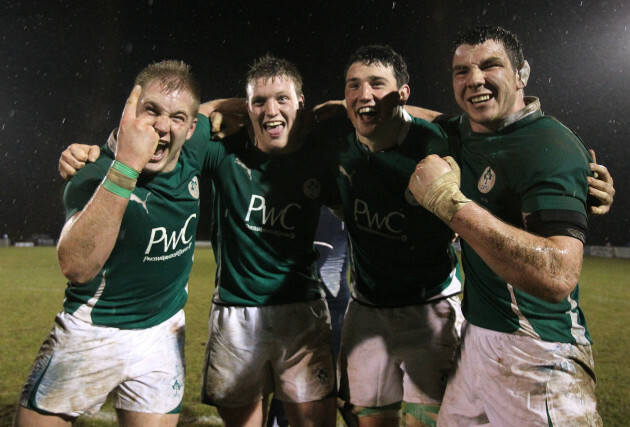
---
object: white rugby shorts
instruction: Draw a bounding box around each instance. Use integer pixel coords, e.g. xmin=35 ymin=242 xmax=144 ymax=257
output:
xmin=438 ymin=321 xmax=602 ymax=426
xmin=19 ymin=310 xmax=186 ymax=417
xmin=201 ymin=298 xmax=335 ymax=407
xmin=338 ymin=295 xmax=463 ymax=407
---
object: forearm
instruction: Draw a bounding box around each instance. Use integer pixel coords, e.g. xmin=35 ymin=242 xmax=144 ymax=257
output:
xmin=199 ymin=98 xmax=247 ymax=117
xmin=451 ymin=203 xmax=583 ymax=303
xmin=57 ymin=186 xmax=128 ymax=283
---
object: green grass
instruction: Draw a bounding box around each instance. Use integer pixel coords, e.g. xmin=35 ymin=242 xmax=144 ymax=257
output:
xmin=1 ymin=247 xmax=629 ymax=425
xmin=0 ymin=246 xmax=222 ymax=426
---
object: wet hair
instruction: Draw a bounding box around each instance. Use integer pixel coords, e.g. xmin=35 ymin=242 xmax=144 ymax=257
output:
xmin=452 ymin=25 xmax=524 ymax=71
xmin=344 ymin=45 xmax=410 ymax=88
xmin=246 ymin=54 xmax=303 ymax=96
xmin=135 ymin=60 xmax=201 ymax=114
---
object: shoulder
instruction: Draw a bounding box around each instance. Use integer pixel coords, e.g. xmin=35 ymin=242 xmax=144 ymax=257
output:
xmin=410 ymin=116 xmax=448 ymax=139
xmin=513 ymin=115 xmax=590 ymax=165
xmin=433 ymin=114 xmax=463 ymax=135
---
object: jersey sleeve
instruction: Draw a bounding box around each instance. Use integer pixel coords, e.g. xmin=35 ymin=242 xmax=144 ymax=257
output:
xmin=516 ymin=121 xmax=592 ymax=217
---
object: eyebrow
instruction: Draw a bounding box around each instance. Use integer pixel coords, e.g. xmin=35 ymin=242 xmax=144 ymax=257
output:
xmin=144 ymin=100 xmax=190 ymax=118
xmin=345 ymin=75 xmax=390 ymax=83
xmin=452 ymin=55 xmax=505 ymax=70
xmin=251 ymin=91 xmax=291 ymax=100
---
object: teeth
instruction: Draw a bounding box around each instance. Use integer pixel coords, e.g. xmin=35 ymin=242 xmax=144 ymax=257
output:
xmin=471 ymin=94 xmax=490 ymax=103
xmin=265 ymin=121 xmax=283 ymax=128
xmin=359 ymin=107 xmax=376 ymax=114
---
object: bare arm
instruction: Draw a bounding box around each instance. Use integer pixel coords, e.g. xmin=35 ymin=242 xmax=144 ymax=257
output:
xmin=449 ymin=203 xmax=583 ymax=303
xmin=198 ymin=97 xmax=247 ymax=117
xmin=313 ymin=100 xmax=347 ymax=121
xmin=408 ymin=154 xmax=583 ymax=303
xmin=198 ymin=98 xmax=248 ymax=140
xmin=57 ymin=85 xmax=159 ymax=283
xmin=57 ymin=186 xmax=130 ymax=283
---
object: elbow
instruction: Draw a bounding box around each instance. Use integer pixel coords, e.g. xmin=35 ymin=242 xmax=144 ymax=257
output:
xmin=59 ymin=267 xmax=94 ymax=285
xmin=541 ymin=274 xmax=579 ymax=304
xmin=57 ymin=251 xmax=98 ymax=284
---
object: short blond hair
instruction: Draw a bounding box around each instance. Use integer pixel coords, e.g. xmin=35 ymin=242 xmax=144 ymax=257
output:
xmin=135 ymin=60 xmax=201 ymax=114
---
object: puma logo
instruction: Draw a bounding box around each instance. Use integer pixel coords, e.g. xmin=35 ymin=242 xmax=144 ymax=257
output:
xmin=339 ymin=166 xmax=356 ymax=187
xmin=130 ymin=192 xmax=151 ymax=214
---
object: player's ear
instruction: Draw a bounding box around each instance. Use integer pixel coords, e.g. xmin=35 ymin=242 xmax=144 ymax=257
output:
xmin=298 ymin=94 xmax=305 ymax=109
xmin=398 ymin=84 xmax=410 ymax=105
xmin=517 ymin=60 xmax=530 ymax=89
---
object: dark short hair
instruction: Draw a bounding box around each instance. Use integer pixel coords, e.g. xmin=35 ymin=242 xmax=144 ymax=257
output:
xmin=246 ymin=54 xmax=303 ymax=96
xmin=345 ymin=45 xmax=410 ymax=88
xmin=452 ymin=25 xmax=524 ymax=71
xmin=135 ymin=60 xmax=201 ymax=114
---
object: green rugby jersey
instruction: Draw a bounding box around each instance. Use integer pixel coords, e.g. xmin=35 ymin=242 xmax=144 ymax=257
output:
xmin=190 ymin=115 xmax=339 ymax=306
xmin=62 ymin=132 xmax=204 ymax=329
xmin=319 ymin=115 xmax=462 ymax=307
xmin=438 ymin=102 xmax=593 ymax=344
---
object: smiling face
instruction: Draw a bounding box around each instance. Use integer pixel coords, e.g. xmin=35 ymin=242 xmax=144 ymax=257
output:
xmin=246 ymin=75 xmax=304 ymax=154
xmin=452 ymin=39 xmax=526 ymax=133
xmin=344 ymin=61 xmax=410 ymax=146
xmin=137 ymin=79 xmax=197 ymax=174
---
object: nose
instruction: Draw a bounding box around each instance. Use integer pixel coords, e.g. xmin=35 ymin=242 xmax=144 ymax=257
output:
xmin=264 ymin=99 xmax=279 ymax=116
xmin=154 ymin=115 xmax=170 ymax=134
xmin=467 ymin=67 xmax=485 ymax=88
xmin=359 ymin=82 xmax=372 ymax=101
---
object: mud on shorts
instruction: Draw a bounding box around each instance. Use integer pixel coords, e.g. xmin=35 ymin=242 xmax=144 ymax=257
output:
xmin=338 ymin=295 xmax=463 ymax=408
xmin=201 ymin=298 xmax=336 ymax=407
xmin=19 ymin=310 xmax=186 ymax=417
xmin=437 ymin=322 xmax=602 ymax=426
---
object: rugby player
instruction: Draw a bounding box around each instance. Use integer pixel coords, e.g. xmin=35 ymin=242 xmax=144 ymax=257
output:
xmin=408 ymin=25 xmax=603 ymax=425
xmin=16 ymin=60 xmax=201 ymax=426
xmin=319 ymin=45 xmax=464 ymax=427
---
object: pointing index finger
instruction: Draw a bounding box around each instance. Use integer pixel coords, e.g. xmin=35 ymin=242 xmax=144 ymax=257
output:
xmin=121 ymin=85 xmax=142 ymax=125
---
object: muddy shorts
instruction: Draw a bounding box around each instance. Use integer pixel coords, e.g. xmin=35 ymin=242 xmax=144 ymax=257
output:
xmin=438 ymin=322 xmax=602 ymax=426
xmin=201 ymin=298 xmax=335 ymax=407
xmin=19 ymin=310 xmax=186 ymax=417
xmin=338 ymin=295 xmax=463 ymax=407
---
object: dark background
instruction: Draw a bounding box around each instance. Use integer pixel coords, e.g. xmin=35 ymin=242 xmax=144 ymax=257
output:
xmin=1 ymin=0 xmax=628 ymax=245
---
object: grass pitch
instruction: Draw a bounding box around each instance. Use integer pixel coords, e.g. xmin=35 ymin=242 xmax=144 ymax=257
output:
xmin=1 ymin=247 xmax=629 ymax=425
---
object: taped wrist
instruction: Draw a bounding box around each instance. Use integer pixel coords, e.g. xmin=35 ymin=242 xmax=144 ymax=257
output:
xmin=102 ymin=160 xmax=138 ymax=199
xmin=422 ymin=169 xmax=471 ymax=223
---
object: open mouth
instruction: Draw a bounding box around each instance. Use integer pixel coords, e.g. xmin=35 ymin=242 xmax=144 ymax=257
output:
xmin=152 ymin=141 xmax=168 ymax=161
xmin=358 ymin=106 xmax=378 ymax=120
xmin=264 ymin=120 xmax=285 ymax=136
xmin=470 ymin=94 xmax=492 ymax=104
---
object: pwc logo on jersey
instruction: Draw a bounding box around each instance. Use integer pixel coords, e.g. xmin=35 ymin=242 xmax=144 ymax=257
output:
xmin=353 ymin=198 xmax=407 ymax=241
xmin=245 ymin=195 xmax=302 ymax=239
xmin=478 ymin=166 xmax=496 ymax=194
xmin=143 ymin=214 xmax=197 ymax=262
